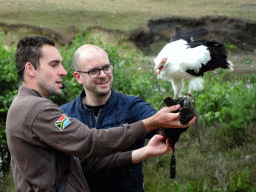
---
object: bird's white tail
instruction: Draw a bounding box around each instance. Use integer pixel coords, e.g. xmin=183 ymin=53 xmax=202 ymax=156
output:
xmin=189 ymin=77 xmax=204 ymax=91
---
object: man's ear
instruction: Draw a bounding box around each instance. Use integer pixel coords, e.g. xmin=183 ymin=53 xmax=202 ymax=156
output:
xmin=74 ymin=71 xmax=83 ymax=85
xmin=24 ymin=62 xmax=36 ymax=77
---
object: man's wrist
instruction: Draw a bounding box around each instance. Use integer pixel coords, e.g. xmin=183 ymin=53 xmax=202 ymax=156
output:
xmin=131 ymin=146 xmax=150 ymax=164
xmin=142 ymin=116 xmax=156 ymax=133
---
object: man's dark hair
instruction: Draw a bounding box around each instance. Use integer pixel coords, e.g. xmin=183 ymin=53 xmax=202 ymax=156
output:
xmin=15 ymin=36 xmax=55 ymax=81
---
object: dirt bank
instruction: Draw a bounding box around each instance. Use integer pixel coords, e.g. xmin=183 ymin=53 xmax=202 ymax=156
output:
xmin=130 ymin=16 xmax=256 ymax=54
xmin=0 ymin=15 xmax=255 ymax=74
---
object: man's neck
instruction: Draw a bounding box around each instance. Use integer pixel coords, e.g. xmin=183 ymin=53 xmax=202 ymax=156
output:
xmin=23 ymin=82 xmax=49 ymax=98
xmin=83 ymin=90 xmax=111 ymax=106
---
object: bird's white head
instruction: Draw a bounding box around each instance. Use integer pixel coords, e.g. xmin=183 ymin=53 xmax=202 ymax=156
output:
xmin=154 ymin=57 xmax=167 ymax=76
xmin=153 ymin=40 xmax=185 ymax=78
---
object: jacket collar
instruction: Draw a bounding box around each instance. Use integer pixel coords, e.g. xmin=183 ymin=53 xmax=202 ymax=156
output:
xmin=18 ymin=85 xmax=43 ymax=97
xmin=77 ymin=89 xmax=115 ymax=110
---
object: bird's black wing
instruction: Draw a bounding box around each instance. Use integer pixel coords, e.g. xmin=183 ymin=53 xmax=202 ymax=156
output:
xmin=186 ymin=40 xmax=230 ymax=77
xmin=203 ymin=41 xmax=230 ymax=70
xmin=170 ymin=26 xmax=210 ymax=43
xmin=183 ymin=28 xmax=210 ymax=43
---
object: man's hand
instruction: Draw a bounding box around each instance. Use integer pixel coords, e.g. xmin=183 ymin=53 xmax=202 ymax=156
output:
xmin=131 ymin=134 xmax=172 ymax=164
xmin=144 ymin=134 xmax=173 ymax=156
xmin=142 ymin=104 xmax=196 ymax=133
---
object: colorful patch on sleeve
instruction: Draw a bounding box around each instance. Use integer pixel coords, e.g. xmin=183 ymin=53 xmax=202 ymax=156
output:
xmin=54 ymin=114 xmax=70 ymax=130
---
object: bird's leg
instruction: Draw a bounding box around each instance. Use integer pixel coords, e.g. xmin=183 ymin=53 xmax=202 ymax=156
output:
xmin=171 ymin=79 xmax=183 ymax=100
xmin=174 ymin=93 xmax=179 ymax=100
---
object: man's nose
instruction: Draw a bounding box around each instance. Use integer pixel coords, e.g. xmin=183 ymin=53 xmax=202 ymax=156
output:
xmin=59 ymin=65 xmax=67 ymax=76
xmin=98 ymin=69 xmax=107 ymax=77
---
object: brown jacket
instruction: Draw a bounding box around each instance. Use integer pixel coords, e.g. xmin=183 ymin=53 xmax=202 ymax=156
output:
xmin=6 ymin=86 xmax=146 ymax=192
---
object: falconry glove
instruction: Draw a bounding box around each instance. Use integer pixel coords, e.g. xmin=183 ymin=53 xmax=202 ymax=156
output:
xmin=159 ymin=93 xmax=197 ymax=179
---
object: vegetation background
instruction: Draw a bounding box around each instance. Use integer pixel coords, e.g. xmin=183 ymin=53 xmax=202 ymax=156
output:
xmin=0 ymin=0 xmax=255 ymax=191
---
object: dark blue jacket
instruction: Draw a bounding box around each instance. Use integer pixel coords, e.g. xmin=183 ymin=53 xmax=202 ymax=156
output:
xmin=60 ymin=89 xmax=157 ymax=192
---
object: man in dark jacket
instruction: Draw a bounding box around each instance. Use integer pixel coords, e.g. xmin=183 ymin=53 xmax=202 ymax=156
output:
xmin=6 ymin=36 xmax=196 ymax=192
xmin=60 ymin=44 xmax=194 ymax=191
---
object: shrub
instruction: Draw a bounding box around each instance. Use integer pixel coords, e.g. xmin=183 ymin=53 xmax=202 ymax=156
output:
xmin=0 ymin=30 xmax=18 ymax=177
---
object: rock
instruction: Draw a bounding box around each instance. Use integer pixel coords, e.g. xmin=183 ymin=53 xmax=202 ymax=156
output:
xmin=245 ymin=155 xmax=252 ymax=161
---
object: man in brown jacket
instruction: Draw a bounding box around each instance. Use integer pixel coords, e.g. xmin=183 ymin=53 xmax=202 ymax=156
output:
xmin=6 ymin=36 xmax=196 ymax=191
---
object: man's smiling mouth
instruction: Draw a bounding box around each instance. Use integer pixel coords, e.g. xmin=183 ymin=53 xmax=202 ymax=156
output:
xmin=97 ymin=81 xmax=109 ymax=85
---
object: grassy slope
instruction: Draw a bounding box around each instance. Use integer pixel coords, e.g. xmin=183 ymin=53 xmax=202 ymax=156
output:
xmin=0 ymin=0 xmax=255 ymax=32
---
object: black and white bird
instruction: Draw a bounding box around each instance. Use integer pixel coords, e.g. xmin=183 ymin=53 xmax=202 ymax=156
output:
xmin=154 ymin=26 xmax=233 ymax=99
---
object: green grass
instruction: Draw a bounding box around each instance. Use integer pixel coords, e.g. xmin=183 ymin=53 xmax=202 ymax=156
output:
xmin=143 ymin=123 xmax=256 ymax=191
xmin=0 ymin=172 xmax=15 ymax=192
xmin=0 ymin=0 xmax=255 ymax=33
xmin=0 ymin=9 xmax=147 ymax=31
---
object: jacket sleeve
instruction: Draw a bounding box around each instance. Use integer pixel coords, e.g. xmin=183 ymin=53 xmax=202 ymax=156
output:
xmin=131 ymin=97 xmax=157 ymax=121
xmin=130 ymin=97 xmax=158 ymax=138
xmin=81 ymin=151 xmax=133 ymax=174
xmin=31 ymin=100 xmax=146 ymax=159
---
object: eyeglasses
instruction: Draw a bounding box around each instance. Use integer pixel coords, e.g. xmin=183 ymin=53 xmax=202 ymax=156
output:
xmin=77 ymin=64 xmax=114 ymax=78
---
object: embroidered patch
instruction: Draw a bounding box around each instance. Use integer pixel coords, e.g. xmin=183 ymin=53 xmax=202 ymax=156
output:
xmin=55 ymin=114 xmax=70 ymax=130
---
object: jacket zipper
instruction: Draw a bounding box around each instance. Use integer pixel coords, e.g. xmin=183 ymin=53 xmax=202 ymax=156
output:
xmin=85 ymin=107 xmax=93 ymax=128
xmin=87 ymin=107 xmax=102 ymax=129
xmin=95 ymin=109 xmax=102 ymax=128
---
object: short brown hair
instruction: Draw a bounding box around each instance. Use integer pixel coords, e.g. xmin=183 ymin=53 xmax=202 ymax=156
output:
xmin=15 ymin=36 xmax=55 ymax=81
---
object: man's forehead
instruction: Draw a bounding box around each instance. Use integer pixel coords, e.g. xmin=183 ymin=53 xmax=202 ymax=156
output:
xmin=81 ymin=51 xmax=109 ymax=67
xmin=41 ymin=44 xmax=63 ymax=61
xmin=79 ymin=51 xmax=89 ymax=58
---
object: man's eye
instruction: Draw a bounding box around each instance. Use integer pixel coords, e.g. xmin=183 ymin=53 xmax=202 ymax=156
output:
xmin=89 ymin=69 xmax=99 ymax=75
xmin=51 ymin=62 xmax=58 ymax=67
xmin=104 ymin=66 xmax=110 ymax=70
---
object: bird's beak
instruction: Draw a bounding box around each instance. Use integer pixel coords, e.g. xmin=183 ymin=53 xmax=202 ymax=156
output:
xmin=154 ymin=58 xmax=167 ymax=74
xmin=157 ymin=65 xmax=164 ymax=74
